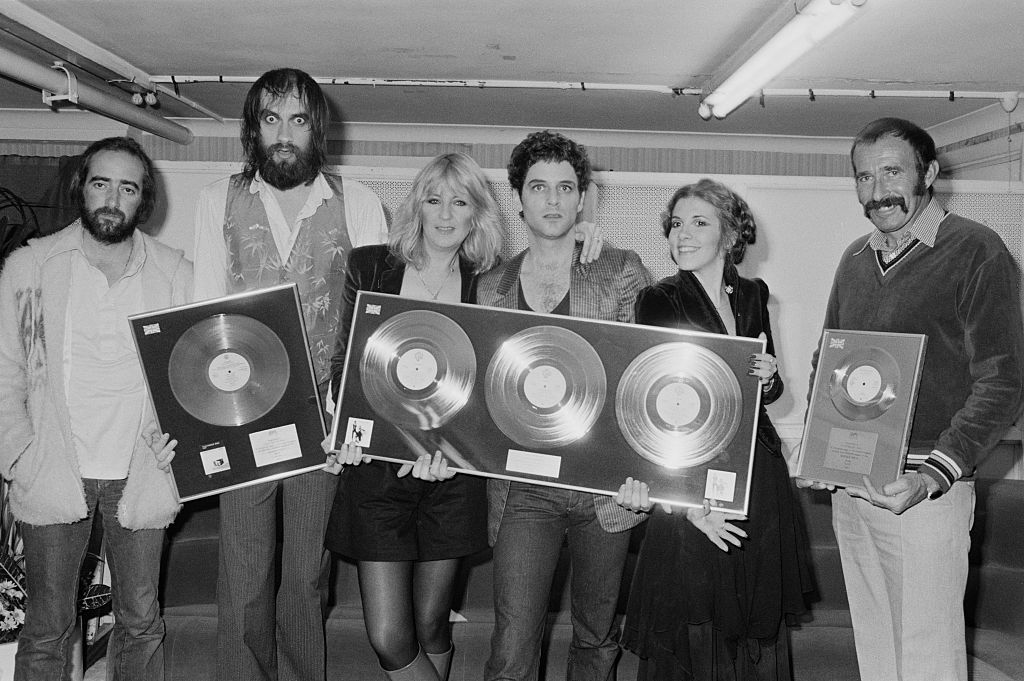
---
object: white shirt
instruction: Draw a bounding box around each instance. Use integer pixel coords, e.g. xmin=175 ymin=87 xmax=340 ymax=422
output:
xmin=64 ymin=229 xmax=148 ymax=479
xmin=192 ymin=172 xmax=387 ymax=302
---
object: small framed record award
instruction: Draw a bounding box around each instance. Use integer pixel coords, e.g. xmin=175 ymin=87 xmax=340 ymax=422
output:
xmin=130 ymin=283 xmax=326 ymax=501
xmin=797 ymin=329 xmax=927 ymax=489
xmin=331 ymin=291 xmax=765 ymax=514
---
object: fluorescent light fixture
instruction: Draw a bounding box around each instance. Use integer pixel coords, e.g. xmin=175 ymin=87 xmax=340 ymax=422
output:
xmin=699 ymin=0 xmax=866 ymax=120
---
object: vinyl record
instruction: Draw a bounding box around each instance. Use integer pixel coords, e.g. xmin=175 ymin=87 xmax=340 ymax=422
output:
xmin=828 ymin=346 xmax=900 ymax=421
xmin=168 ymin=313 xmax=291 ymax=427
xmin=485 ymin=325 xmax=606 ymax=447
xmin=616 ymin=342 xmax=742 ymax=469
xmin=360 ymin=310 xmax=476 ymax=430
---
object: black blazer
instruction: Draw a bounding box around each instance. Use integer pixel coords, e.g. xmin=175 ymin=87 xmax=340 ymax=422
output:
xmin=329 ymin=244 xmax=479 ymax=396
xmin=634 ymin=265 xmax=784 ymax=451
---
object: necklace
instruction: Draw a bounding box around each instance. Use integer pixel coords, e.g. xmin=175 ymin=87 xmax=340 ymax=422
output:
xmin=414 ymin=258 xmax=457 ymax=300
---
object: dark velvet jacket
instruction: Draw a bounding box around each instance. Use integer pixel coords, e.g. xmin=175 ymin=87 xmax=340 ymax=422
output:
xmin=634 ymin=265 xmax=783 ymax=452
xmin=328 ymin=244 xmax=479 ymax=397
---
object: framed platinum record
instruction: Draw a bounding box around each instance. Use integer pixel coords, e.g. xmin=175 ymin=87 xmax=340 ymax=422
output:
xmin=130 ymin=283 xmax=326 ymax=501
xmin=797 ymin=329 xmax=927 ymax=490
xmin=332 ymin=291 xmax=766 ymax=515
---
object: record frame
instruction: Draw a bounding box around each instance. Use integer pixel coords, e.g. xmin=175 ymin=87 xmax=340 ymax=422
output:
xmin=331 ymin=291 xmax=765 ymax=514
xmin=796 ymin=329 xmax=927 ymax=490
xmin=130 ymin=283 xmax=326 ymax=501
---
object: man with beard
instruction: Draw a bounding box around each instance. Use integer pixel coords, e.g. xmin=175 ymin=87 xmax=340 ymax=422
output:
xmin=0 ymin=136 xmax=188 ymax=679
xmin=192 ymin=68 xmax=386 ymax=681
xmin=799 ymin=117 xmax=1024 ymax=680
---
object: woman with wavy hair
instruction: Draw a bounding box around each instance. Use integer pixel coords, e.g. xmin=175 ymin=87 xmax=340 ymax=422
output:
xmin=617 ymin=179 xmax=812 ymax=681
xmin=324 ymin=152 xmax=503 ymax=681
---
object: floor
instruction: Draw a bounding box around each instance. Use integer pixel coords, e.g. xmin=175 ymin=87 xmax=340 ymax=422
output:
xmin=82 ymin=626 xmax=1022 ymax=681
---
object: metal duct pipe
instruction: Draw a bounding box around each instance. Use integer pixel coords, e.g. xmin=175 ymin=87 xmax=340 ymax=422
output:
xmin=0 ymin=44 xmax=193 ymax=145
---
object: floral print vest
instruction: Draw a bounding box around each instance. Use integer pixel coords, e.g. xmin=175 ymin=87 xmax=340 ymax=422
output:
xmin=222 ymin=173 xmax=352 ymax=388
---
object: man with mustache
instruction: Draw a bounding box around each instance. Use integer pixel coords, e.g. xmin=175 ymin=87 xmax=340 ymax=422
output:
xmin=192 ymin=68 xmax=386 ymax=681
xmin=800 ymin=117 xmax=1024 ymax=680
xmin=0 ymin=136 xmax=188 ymax=679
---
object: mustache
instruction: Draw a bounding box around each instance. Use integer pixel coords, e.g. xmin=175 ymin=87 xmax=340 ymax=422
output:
xmin=864 ymin=195 xmax=908 ymax=216
xmin=268 ymin=143 xmax=299 ymax=157
xmin=92 ymin=207 xmax=127 ymax=221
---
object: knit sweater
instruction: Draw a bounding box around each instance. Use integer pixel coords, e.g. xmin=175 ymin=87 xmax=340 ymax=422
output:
xmin=821 ymin=208 xmax=1024 ymax=491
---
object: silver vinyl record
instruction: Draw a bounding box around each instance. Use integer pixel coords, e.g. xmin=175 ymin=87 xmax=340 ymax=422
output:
xmin=616 ymin=342 xmax=742 ymax=469
xmin=484 ymin=325 xmax=606 ymax=447
xmin=360 ymin=309 xmax=476 ymax=430
xmin=168 ymin=313 xmax=291 ymax=427
xmin=828 ymin=346 xmax=900 ymax=421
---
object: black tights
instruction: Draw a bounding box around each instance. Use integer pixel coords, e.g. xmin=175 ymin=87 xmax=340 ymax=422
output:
xmin=357 ymin=558 xmax=458 ymax=671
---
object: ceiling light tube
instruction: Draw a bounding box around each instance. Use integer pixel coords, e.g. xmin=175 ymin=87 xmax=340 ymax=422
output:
xmin=700 ymin=0 xmax=866 ymax=120
xmin=0 ymin=44 xmax=193 ymax=144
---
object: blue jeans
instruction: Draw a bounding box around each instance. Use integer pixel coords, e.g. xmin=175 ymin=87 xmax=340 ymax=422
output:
xmin=15 ymin=478 xmax=166 ymax=681
xmin=484 ymin=483 xmax=631 ymax=681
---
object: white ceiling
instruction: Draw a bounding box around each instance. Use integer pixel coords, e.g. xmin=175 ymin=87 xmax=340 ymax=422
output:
xmin=1 ymin=0 xmax=1023 ymax=139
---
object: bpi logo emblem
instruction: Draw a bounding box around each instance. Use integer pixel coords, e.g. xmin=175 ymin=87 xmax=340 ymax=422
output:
xmin=365 ymin=304 xmax=382 ymax=315
xmin=829 ymin=337 xmax=846 ymax=350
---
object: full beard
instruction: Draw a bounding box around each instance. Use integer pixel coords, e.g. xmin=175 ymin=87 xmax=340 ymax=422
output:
xmin=257 ymin=142 xmax=318 ymax=190
xmin=81 ymin=207 xmax=137 ymax=244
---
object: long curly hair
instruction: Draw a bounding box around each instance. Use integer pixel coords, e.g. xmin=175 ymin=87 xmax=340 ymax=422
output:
xmin=240 ymin=68 xmax=329 ymax=181
xmin=661 ymin=179 xmax=757 ymax=265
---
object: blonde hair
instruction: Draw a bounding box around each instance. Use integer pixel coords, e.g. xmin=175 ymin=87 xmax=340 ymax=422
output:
xmin=388 ymin=153 xmax=503 ymax=273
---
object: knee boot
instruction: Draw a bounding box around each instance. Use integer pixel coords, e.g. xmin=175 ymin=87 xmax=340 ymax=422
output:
xmin=426 ymin=645 xmax=453 ymax=681
xmin=382 ymin=647 xmax=439 ymax=681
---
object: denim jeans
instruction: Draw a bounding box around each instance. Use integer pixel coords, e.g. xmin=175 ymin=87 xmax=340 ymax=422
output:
xmin=15 ymin=477 xmax=166 ymax=681
xmin=484 ymin=483 xmax=631 ymax=681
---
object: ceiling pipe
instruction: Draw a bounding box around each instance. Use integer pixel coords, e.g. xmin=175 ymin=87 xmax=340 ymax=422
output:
xmin=0 ymin=44 xmax=193 ymax=145
xmin=0 ymin=0 xmax=223 ymax=121
xmin=151 ymin=75 xmax=1019 ymax=110
xmin=151 ymin=75 xmax=677 ymax=94
xmin=759 ymin=87 xmax=1022 ymax=102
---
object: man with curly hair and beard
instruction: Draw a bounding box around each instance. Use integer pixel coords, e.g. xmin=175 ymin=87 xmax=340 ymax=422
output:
xmin=192 ymin=68 xmax=386 ymax=681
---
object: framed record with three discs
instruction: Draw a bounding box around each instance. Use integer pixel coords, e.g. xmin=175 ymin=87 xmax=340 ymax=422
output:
xmin=797 ymin=329 xmax=927 ymax=489
xmin=331 ymin=291 xmax=765 ymax=514
xmin=130 ymin=283 xmax=326 ymax=501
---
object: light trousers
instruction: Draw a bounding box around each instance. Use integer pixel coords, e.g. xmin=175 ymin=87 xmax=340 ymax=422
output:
xmin=832 ymin=481 xmax=974 ymax=681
